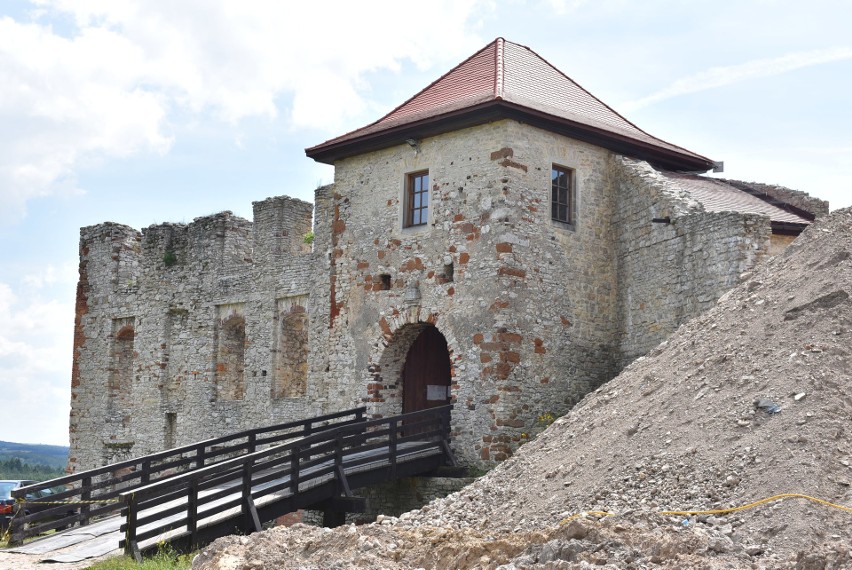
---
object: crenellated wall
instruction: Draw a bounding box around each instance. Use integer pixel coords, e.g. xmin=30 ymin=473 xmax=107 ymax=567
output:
xmin=69 ymin=197 xmax=313 ymax=471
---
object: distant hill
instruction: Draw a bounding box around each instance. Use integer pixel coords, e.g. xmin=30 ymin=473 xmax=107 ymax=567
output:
xmin=0 ymin=441 xmax=69 ymax=471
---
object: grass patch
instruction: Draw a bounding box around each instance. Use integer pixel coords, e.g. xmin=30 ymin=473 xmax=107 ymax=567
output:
xmin=87 ymin=547 xmax=193 ymax=570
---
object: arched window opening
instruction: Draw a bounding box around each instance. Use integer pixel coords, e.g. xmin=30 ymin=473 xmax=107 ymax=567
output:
xmin=216 ymin=315 xmax=246 ymax=400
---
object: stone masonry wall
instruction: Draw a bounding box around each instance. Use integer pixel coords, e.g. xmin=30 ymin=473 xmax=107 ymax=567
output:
xmin=612 ymin=158 xmax=773 ymax=365
xmin=309 ymin=120 xmax=621 ymax=466
xmin=69 ymin=197 xmax=314 ymax=471
xmin=70 ymin=126 xmax=816 ymax=474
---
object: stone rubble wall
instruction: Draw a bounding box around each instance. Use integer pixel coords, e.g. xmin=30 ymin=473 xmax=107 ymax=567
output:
xmin=69 ymin=197 xmax=314 ymax=472
xmin=721 ymin=179 xmax=830 ymax=218
xmin=612 ymin=157 xmax=773 ymax=366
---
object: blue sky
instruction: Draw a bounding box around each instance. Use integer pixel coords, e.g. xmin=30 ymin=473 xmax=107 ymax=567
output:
xmin=1 ymin=0 xmax=850 ymax=446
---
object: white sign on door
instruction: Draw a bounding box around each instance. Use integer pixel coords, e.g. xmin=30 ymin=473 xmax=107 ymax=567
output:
xmin=426 ymin=384 xmax=449 ymax=401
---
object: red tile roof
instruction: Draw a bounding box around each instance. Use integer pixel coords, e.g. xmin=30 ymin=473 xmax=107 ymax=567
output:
xmin=307 ymin=38 xmax=715 ymax=171
xmin=662 ymin=172 xmax=813 ymax=226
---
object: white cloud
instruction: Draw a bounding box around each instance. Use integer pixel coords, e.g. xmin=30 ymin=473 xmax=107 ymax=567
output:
xmin=0 ymin=14 xmax=173 ymax=223
xmin=0 ymin=279 xmax=75 ymax=445
xmin=1 ymin=1 xmax=490 ymax=222
xmin=623 ymin=47 xmax=852 ymax=111
xmin=543 ymin=0 xmax=590 ymax=15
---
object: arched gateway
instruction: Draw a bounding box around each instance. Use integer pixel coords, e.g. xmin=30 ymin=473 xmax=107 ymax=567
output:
xmin=402 ymin=326 xmax=452 ymax=413
xmin=367 ymin=317 xmax=457 ymax=422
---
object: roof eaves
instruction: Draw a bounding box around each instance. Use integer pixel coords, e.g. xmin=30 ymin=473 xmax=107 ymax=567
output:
xmin=495 ymin=102 xmax=714 ymax=171
xmin=305 ymin=101 xmax=506 ymax=164
xmin=306 ymin=100 xmax=715 ymax=171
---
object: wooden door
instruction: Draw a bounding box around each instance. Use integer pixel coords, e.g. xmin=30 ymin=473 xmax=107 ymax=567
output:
xmin=402 ymin=326 xmax=451 ymax=415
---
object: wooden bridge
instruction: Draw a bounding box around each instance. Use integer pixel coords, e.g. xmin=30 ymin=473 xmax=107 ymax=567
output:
xmin=4 ymin=405 xmax=456 ymax=563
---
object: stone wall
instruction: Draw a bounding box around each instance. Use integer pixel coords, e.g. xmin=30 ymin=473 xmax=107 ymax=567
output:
xmin=70 ymin=122 xmax=819 ymax=473
xmin=355 ymin=476 xmax=475 ymax=522
xmin=309 ymin=120 xmax=622 ymax=466
xmin=612 ymin=158 xmax=773 ymax=365
xmin=296 ymin=476 xmax=476 ymax=526
xmin=721 ymin=179 xmax=829 ymax=219
xmin=69 ymin=197 xmax=314 ymax=471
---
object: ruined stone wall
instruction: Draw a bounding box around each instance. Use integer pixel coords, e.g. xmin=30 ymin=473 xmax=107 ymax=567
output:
xmin=612 ymin=158 xmax=773 ymax=365
xmin=722 ymin=179 xmax=830 ymax=218
xmin=309 ymin=120 xmax=621 ymax=466
xmin=69 ymin=197 xmax=314 ymax=471
xmin=70 ymin=223 xmax=143 ymax=470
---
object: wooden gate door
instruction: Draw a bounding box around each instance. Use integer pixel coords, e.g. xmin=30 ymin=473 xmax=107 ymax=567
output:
xmin=402 ymin=326 xmax=451 ymax=417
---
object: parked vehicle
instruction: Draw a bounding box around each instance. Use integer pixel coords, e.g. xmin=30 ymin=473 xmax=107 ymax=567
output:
xmin=1 ymin=480 xmax=74 ymax=531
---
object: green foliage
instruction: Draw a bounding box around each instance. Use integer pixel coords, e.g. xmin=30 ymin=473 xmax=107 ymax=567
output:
xmin=0 ymin=457 xmax=64 ymax=480
xmin=303 ymin=230 xmax=315 ymax=245
xmin=163 ymin=250 xmax=178 ymax=267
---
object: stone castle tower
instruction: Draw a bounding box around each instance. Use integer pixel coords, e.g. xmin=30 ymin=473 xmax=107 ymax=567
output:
xmin=69 ymin=39 xmax=825 ymax=470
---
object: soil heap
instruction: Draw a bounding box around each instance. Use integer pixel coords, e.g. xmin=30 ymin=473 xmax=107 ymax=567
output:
xmin=194 ymin=209 xmax=852 ymax=569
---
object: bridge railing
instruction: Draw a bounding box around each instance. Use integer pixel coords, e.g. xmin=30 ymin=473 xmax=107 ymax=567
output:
xmin=118 ymin=405 xmax=454 ymax=559
xmin=8 ymin=407 xmax=367 ymax=545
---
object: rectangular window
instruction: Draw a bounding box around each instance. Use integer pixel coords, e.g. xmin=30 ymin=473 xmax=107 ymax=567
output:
xmin=405 ymin=170 xmax=429 ymax=228
xmin=551 ymin=165 xmax=575 ymax=225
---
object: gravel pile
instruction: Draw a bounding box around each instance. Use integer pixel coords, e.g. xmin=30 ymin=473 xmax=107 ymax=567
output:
xmin=195 ymin=209 xmax=852 ymax=569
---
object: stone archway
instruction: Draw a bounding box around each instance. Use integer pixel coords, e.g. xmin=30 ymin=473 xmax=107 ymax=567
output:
xmin=402 ymin=326 xmax=451 ymax=414
xmin=366 ymin=309 xmax=459 ymax=420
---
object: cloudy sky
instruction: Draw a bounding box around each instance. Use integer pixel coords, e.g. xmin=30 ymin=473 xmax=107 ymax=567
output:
xmin=1 ymin=0 xmax=850 ymax=447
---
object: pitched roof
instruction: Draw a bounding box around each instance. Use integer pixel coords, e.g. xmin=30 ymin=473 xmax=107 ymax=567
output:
xmin=662 ymin=172 xmax=813 ymax=229
xmin=306 ymin=38 xmax=715 ymax=171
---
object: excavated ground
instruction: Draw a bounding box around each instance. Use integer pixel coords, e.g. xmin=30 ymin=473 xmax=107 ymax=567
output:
xmin=193 ymin=209 xmax=852 ymax=569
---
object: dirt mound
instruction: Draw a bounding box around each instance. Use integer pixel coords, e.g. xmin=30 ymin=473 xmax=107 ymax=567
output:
xmin=192 ymin=516 xmax=791 ymax=569
xmin=194 ymin=209 xmax=852 ymax=569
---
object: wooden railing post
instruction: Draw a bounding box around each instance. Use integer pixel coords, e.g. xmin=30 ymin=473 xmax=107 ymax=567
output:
xmin=389 ymin=419 xmax=398 ymax=479
xmin=241 ymin=463 xmax=261 ymax=532
xmin=187 ymin=479 xmax=199 ymax=547
xmin=141 ymin=459 xmax=151 ymax=484
xmin=196 ymin=444 xmax=206 ymax=469
xmin=80 ymin=476 xmax=92 ymax=526
xmin=289 ymin=447 xmax=300 ymax=496
xmin=9 ymin=500 xmax=25 ymax=546
xmin=334 ymin=434 xmax=343 ymax=489
xmin=248 ymin=433 xmax=257 ymax=454
xmin=124 ymin=492 xmax=142 ymax=563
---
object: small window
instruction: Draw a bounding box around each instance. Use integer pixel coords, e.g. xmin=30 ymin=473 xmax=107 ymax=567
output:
xmin=551 ymin=165 xmax=575 ymax=226
xmin=405 ymin=171 xmax=429 ymax=228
